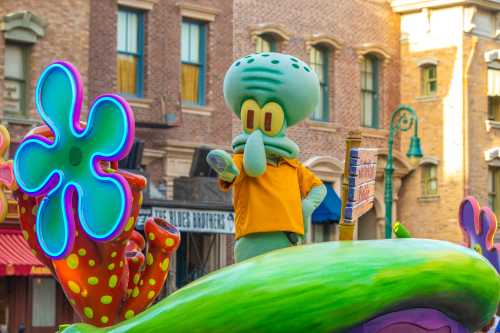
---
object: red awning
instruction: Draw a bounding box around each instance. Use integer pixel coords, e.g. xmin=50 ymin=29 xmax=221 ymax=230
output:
xmin=0 ymin=229 xmax=50 ymax=276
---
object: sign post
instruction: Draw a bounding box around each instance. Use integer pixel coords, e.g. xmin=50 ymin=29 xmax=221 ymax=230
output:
xmin=339 ymin=131 xmax=361 ymax=241
xmin=344 ymin=148 xmax=377 ymax=224
xmin=339 ymin=132 xmax=378 ymax=240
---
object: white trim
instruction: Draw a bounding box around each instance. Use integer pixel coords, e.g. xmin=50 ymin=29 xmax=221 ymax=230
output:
xmin=485 ymin=50 xmax=500 ymax=63
xmin=419 ymin=156 xmax=440 ymax=165
xmin=117 ymin=0 xmax=158 ymax=10
xmin=176 ymin=2 xmax=219 ymax=22
xmin=416 ymin=57 xmax=439 ymax=66
xmin=485 ymin=147 xmax=500 ymax=162
xmin=305 ymin=33 xmax=343 ymax=51
xmin=391 ymin=0 xmax=500 ymax=13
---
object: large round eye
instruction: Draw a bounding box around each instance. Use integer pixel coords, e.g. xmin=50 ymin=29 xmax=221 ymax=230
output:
xmin=260 ymin=102 xmax=285 ymax=137
xmin=241 ymin=99 xmax=261 ymax=133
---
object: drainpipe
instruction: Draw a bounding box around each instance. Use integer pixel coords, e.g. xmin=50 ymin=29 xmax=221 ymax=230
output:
xmin=463 ymin=35 xmax=478 ymax=197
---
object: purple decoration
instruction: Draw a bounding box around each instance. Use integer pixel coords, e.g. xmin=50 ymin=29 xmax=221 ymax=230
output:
xmin=349 ymin=308 xmax=468 ymax=333
xmin=458 ymin=196 xmax=500 ymax=273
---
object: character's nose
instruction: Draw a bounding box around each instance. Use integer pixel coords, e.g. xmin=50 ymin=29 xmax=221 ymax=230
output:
xmin=243 ymin=130 xmax=266 ymax=177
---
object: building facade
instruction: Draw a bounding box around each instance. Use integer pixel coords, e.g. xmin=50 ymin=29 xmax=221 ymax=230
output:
xmin=232 ymin=0 xmax=405 ymax=241
xmin=3 ymin=0 xmax=498 ymax=330
xmin=393 ymin=0 xmax=500 ymax=242
xmin=1 ymin=1 xmax=89 ymax=332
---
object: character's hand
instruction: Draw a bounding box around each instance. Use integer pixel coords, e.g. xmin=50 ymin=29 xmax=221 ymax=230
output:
xmin=301 ymin=184 xmax=327 ymax=242
xmin=207 ymin=149 xmax=240 ymax=182
xmin=301 ymin=198 xmax=315 ymax=241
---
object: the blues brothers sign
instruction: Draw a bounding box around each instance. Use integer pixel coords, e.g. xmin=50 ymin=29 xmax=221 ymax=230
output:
xmin=137 ymin=207 xmax=235 ymax=234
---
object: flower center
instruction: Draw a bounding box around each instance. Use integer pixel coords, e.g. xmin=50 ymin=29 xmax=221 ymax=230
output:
xmin=69 ymin=146 xmax=83 ymax=166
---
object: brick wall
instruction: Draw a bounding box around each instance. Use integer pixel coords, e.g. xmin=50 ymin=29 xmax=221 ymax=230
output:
xmin=232 ymin=0 xmax=401 ymax=163
xmin=0 ymin=0 xmax=90 ymax=143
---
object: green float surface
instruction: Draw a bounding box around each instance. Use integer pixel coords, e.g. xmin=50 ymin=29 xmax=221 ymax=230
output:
xmin=63 ymin=239 xmax=500 ymax=333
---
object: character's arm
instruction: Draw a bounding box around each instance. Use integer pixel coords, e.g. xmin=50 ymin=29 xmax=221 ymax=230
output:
xmin=302 ymin=184 xmax=327 ymax=239
xmin=298 ymin=163 xmax=326 ymax=241
xmin=207 ymin=149 xmax=240 ymax=184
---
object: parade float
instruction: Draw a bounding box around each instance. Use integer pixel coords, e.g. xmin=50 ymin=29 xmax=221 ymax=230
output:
xmin=6 ymin=54 xmax=499 ymax=333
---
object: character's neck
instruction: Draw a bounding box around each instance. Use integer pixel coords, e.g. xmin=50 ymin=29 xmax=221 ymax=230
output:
xmin=266 ymin=153 xmax=282 ymax=166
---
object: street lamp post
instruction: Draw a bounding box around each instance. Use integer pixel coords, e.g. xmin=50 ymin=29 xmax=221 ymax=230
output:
xmin=384 ymin=105 xmax=423 ymax=239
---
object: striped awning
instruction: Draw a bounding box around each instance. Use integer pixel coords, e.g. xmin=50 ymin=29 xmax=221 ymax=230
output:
xmin=488 ymin=68 xmax=500 ymax=96
xmin=0 ymin=229 xmax=50 ymax=276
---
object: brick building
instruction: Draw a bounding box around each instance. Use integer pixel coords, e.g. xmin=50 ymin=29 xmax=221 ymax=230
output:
xmin=0 ymin=1 xmax=90 ymax=332
xmin=232 ymin=0 xmax=406 ymax=241
xmin=1 ymin=0 xmax=235 ymax=331
xmin=393 ymin=0 xmax=500 ymax=242
xmin=3 ymin=0 xmax=499 ymax=331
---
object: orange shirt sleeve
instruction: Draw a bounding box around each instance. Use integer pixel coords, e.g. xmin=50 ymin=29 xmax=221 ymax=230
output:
xmin=218 ymin=154 xmax=244 ymax=192
xmin=298 ymin=162 xmax=323 ymax=198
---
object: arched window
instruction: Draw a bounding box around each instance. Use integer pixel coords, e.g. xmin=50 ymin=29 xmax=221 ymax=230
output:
xmin=310 ymin=46 xmax=329 ymax=121
xmin=117 ymin=7 xmax=145 ymax=97
xmin=255 ymin=33 xmax=277 ymax=53
xmin=2 ymin=11 xmax=46 ymax=116
xmin=251 ymin=24 xmax=289 ymax=54
xmin=488 ymin=61 xmax=500 ymax=121
xmin=361 ymin=54 xmax=380 ymax=128
xmin=485 ymin=147 xmax=500 ymax=218
xmin=421 ymin=64 xmax=437 ymax=96
xmin=421 ymin=162 xmax=438 ymax=197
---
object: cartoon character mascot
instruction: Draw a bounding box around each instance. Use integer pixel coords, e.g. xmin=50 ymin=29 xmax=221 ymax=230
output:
xmin=207 ymin=53 xmax=327 ymax=262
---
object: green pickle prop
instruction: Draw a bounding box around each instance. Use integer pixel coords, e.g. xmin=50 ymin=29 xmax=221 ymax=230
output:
xmin=207 ymin=53 xmax=327 ymax=262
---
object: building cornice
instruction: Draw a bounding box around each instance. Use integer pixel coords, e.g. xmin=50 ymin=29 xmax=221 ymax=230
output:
xmin=391 ymin=0 xmax=500 ymax=13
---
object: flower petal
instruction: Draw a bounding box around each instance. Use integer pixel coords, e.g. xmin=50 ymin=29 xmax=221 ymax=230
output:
xmin=36 ymin=183 xmax=75 ymax=258
xmin=82 ymin=95 xmax=134 ymax=161
xmin=36 ymin=62 xmax=83 ymax=140
xmin=14 ymin=136 xmax=60 ymax=195
xmin=73 ymin=170 xmax=131 ymax=241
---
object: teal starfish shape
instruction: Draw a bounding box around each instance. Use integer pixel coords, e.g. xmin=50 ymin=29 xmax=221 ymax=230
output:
xmin=13 ymin=61 xmax=135 ymax=259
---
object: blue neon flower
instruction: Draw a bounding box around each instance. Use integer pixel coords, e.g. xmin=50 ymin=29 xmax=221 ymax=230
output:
xmin=14 ymin=61 xmax=135 ymax=259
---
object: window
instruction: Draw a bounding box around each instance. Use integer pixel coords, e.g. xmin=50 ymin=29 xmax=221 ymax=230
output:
xmin=255 ymin=34 xmax=277 ymax=53
xmin=489 ymin=167 xmax=500 ymax=218
xmin=117 ymin=8 xmax=144 ymax=97
xmin=32 ymin=278 xmax=56 ymax=327
xmin=181 ymin=19 xmax=206 ymax=105
xmin=4 ymin=43 xmax=28 ymax=114
xmin=361 ymin=55 xmax=379 ymax=128
xmin=310 ymin=46 xmax=329 ymax=121
xmin=422 ymin=164 xmax=438 ymax=196
xmin=421 ymin=64 xmax=437 ymax=96
xmin=488 ymin=96 xmax=500 ymax=121
xmin=488 ymin=67 xmax=500 ymax=121
xmin=312 ymin=223 xmax=333 ymax=242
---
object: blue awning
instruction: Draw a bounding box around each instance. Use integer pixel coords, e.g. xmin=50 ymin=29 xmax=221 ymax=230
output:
xmin=312 ymin=184 xmax=341 ymax=224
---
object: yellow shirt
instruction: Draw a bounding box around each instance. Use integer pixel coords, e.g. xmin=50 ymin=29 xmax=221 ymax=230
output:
xmin=220 ymin=154 xmax=323 ymax=240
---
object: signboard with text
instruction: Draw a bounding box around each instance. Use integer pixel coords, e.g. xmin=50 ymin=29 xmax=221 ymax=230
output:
xmin=344 ymin=148 xmax=378 ymax=223
xmin=137 ymin=207 xmax=235 ymax=234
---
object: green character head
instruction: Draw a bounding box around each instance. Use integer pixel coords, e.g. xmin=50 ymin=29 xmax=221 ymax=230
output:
xmin=223 ymin=52 xmax=320 ymax=176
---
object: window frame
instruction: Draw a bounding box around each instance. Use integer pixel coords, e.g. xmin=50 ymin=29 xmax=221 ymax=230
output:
xmin=361 ymin=54 xmax=380 ymax=128
xmin=421 ymin=64 xmax=437 ymax=96
xmin=255 ymin=33 xmax=277 ymax=53
xmin=181 ymin=18 xmax=207 ymax=106
xmin=421 ymin=163 xmax=438 ymax=197
xmin=309 ymin=45 xmax=330 ymax=122
xmin=488 ymin=66 xmax=500 ymax=121
xmin=489 ymin=167 xmax=500 ymax=217
xmin=117 ymin=7 xmax=145 ymax=97
xmin=4 ymin=42 xmax=29 ymax=115
xmin=31 ymin=277 xmax=56 ymax=327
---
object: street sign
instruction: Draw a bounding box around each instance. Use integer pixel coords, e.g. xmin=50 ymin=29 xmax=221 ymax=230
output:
xmin=344 ymin=148 xmax=378 ymax=223
xmin=137 ymin=206 xmax=235 ymax=234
